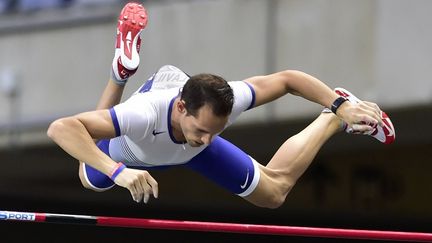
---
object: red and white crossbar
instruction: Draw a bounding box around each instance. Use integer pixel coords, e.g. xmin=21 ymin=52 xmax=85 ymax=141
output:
xmin=1 ymin=210 xmax=431 ymax=242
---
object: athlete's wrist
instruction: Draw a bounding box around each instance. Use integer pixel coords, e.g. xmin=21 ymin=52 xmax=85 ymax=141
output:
xmin=109 ymin=162 xmax=126 ymax=181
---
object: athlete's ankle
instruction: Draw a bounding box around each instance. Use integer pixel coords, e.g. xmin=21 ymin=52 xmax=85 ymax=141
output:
xmin=110 ymin=69 xmax=128 ymax=86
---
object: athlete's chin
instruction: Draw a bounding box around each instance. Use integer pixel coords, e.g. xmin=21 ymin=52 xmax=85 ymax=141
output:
xmin=188 ymin=141 xmax=204 ymax=147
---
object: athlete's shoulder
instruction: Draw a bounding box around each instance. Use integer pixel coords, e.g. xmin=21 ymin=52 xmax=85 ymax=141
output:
xmin=228 ymin=80 xmax=254 ymax=94
xmin=151 ymin=65 xmax=190 ymax=90
xmin=227 ymin=80 xmax=256 ymax=121
xmin=157 ymin=64 xmax=188 ymax=74
xmin=127 ymin=88 xmax=178 ymax=104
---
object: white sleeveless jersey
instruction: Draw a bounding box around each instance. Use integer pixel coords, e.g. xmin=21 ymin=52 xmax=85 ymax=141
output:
xmin=108 ymin=65 xmax=255 ymax=167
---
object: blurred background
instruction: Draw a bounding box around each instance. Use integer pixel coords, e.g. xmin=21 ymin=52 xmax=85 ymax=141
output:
xmin=0 ymin=0 xmax=431 ymax=242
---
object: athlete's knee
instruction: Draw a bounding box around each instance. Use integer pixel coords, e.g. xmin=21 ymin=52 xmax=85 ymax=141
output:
xmin=78 ymin=163 xmax=112 ymax=192
xmin=258 ymin=169 xmax=296 ymax=209
xmin=266 ymin=196 xmax=286 ymax=209
xmin=247 ymin=178 xmax=295 ymax=209
xmin=78 ymin=167 xmax=97 ymax=191
xmin=264 ymin=184 xmax=294 ymax=209
xmin=79 ymin=172 xmax=110 ymax=192
xmin=249 ymin=190 xmax=289 ymax=209
xmin=79 ymin=176 xmax=95 ymax=191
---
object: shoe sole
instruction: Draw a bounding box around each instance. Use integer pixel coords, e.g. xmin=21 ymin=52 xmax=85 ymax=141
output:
xmin=118 ymin=3 xmax=148 ymax=69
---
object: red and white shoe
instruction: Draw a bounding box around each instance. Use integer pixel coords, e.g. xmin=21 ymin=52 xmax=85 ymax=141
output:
xmin=334 ymin=87 xmax=396 ymax=144
xmin=112 ymin=2 xmax=148 ymax=84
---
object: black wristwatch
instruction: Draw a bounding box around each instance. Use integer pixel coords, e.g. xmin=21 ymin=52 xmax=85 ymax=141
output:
xmin=331 ymin=96 xmax=348 ymax=114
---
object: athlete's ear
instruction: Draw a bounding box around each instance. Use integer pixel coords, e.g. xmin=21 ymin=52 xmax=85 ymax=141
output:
xmin=177 ymin=100 xmax=186 ymax=113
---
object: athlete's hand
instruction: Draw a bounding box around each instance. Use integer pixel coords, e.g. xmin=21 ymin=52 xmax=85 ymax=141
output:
xmin=113 ymin=168 xmax=158 ymax=203
xmin=337 ymin=100 xmax=383 ymax=132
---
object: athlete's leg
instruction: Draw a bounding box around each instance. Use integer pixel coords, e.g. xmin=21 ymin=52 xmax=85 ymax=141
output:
xmin=182 ymin=113 xmax=340 ymax=208
xmin=243 ymin=112 xmax=341 ymax=208
xmin=185 ymin=136 xmax=261 ymax=197
xmin=97 ymin=2 xmax=147 ymax=110
xmin=244 ymin=87 xmax=396 ymax=208
xmin=78 ymin=2 xmax=147 ymax=190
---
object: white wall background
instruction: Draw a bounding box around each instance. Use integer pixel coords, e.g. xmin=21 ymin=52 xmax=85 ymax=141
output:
xmin=0 ymin=0 xmax=431 ymax=138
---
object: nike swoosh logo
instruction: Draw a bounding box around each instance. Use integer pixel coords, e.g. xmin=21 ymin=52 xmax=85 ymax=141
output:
xmin=152 ymin=130 xmax=166 ymax=136
xmin=240 ymin=169 xmax=249 ymax=189
xmin=125 ymin=31 xmax=132 ymax=55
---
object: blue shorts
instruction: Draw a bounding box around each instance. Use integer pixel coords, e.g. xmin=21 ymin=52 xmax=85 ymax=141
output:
xmin=83 ymin=136 xmax=260 ymax=197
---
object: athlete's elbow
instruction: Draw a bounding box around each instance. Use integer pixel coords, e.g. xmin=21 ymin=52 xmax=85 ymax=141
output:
xmin=47 ymin=117 xmax=73 ymax=142
xmin=281 ymin=69 xmax=307 ymax=79
xmin=279 ymin=70 xmax=307 ymax=95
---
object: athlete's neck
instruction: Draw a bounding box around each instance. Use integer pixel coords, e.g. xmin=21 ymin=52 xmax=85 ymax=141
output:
xmin=170 ymin=98 xmax=187 ymax=143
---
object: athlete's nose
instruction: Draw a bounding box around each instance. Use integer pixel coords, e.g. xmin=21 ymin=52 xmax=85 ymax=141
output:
xmin=201 ymin=134 xmax=212 ymax=145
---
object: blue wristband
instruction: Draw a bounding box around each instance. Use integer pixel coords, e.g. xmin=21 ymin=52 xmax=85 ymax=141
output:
xmin=110 ymin=162 xmax=126 ymax=181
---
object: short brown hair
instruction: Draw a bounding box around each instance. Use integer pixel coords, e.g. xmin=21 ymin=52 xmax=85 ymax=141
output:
xmin=181 ymin=73 xmax=234 ymax=117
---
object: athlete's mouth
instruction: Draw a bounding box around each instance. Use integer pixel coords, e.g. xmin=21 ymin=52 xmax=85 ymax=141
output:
xmin=190 ymin=141 xmax=203 ymax=147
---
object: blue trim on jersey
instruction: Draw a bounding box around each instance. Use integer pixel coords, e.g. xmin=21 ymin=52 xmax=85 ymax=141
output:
xmin=138 ymin=72 xmax=156 ymax=93
xmin=244 ymin=81 xmax=256 ymax=110
xmin=109 ymin=108 xmax=121 ymax=137
xmin=167 ymin=96 xmax=184 ymax=144
xmin=185 ymin=136 xmax=255 ymax=195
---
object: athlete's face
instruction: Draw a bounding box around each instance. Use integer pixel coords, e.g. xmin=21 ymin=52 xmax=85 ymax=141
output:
xmin=180 ymin=103 xmax=228 ymax=147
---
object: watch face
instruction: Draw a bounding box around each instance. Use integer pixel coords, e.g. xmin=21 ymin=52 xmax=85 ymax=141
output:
xmin=331 ymin=97 xmax=347 ymax=113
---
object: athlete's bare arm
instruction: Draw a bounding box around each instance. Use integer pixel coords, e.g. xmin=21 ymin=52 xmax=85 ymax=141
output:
xmin=47 ymin=110 xmax=158 ymax=203
xmin=245 ymin=70 xmax=383 ymax=132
